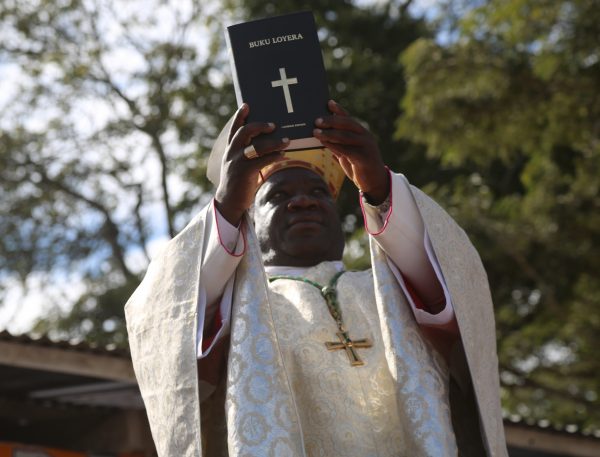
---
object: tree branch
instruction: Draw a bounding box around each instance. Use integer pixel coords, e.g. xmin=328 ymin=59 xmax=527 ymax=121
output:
xmin=35 ymin=167 xmax=135 ymax=282
xmin=87 ymin=13 xmax=175 ymax=237
xmin=486 ymin=224 xmax=560 ymax=313
xmin=133 ymin=184 xmax=151 ymax=263
xmin=399 ymin=0 xmax=415 ymax=17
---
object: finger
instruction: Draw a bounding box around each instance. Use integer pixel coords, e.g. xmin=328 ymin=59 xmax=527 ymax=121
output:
xmin=244 ymin=137 xmax=290 ymax=159
xmin=327 ymin=148 xmax=354 ymax=177
xmin=313 ymin=128 xmax=365 ymax=146
xmin=320 ymin=140 xmax=365 ymax=160
xmin=315 ymin=114 xmax=365 ymax=134
xmin=228 ymin=103 xmax=249 ymax=144
xmin=241 ymin=148 xmax=287 ymax=178
xmin=253 ymin=150 xmax=287 ymax=168
xmin=230 ymin=121 xmax=276 ymax=149
xmin=328 ymin=99 xmax=350 ymax=116
xmin=338 ymin=155 xmax=354 ymax=177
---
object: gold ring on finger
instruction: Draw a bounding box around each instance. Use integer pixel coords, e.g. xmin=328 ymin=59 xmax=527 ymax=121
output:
xmin=243 ymin=144 xmax=259 ymax=159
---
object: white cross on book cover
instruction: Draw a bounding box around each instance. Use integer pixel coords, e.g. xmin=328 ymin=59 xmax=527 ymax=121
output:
xmin=226 ymin=11 xmax=330 ymax=151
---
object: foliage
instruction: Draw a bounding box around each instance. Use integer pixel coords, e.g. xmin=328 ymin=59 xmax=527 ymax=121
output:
xmin=0 ymin=0 xmax=235 ymax=344
xmin=399 ymin=0 xmax=600 ymax=430
xmin=1 ymin=0 xmax=598 ymax=429
xmin=0 ymin=0 xmax=429 ymax=342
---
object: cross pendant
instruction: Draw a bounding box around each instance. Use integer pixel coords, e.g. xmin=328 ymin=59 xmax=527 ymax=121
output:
xmin=325 ymin=331 xmax=373 ymax=367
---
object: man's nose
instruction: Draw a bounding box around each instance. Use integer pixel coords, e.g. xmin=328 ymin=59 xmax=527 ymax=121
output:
xmin=287 ymin=193 xmax=319 ymax=210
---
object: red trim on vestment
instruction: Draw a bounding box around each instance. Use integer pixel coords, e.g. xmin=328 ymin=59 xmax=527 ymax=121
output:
xmin=402 ymin=272 xmax=447 ymax=315
xmin=202 ymin=308 xmax=223 ymax=352
xmin=401 ymin=273 xmax=427 ymax=312
xmin=360 ymin=167 xmax=393 ymax=236
xmin=213 ymin=199 xmax=247 ymax=257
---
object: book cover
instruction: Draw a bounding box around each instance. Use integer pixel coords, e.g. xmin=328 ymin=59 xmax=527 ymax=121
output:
xmin=226 ymin=11 xmax=330 ymax=151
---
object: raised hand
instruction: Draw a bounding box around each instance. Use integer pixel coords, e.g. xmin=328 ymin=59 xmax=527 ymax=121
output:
xmin=214 ymin=103 xmax=289 ymax=225
xmin=313 ymin=100 xmax=390 ymax=204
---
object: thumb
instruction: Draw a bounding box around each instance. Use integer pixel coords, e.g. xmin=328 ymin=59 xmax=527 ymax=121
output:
xmin=337 ymin=155 xmax=355 ymax=181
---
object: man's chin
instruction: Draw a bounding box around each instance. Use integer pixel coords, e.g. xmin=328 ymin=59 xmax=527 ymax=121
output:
xmin=263 ymin=239 xmax=342 ymax=267
xmin=284 ymin=228 xmax=325 ymax=244
xmin=286 ymin=221 xmax=325 ymax=234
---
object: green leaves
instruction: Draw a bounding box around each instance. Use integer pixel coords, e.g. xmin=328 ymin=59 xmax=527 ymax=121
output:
xmin=0 ymin=0 xmax=225 ymax=340
xmin=400 ymin=0 xmax=600 ymax=429
xmin=2 ymin=0 xmax=598 ymax=429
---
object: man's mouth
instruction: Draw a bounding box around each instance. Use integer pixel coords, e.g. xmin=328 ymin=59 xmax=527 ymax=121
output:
xmin=287 ymin=215 xmax=323 ymax=228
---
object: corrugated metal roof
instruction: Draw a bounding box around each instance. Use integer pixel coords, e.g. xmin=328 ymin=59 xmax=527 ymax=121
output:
xmin=0 ymin=330 xmax=130 ymax=358
xmin=2 ymin=330 xmax=598 ymax=440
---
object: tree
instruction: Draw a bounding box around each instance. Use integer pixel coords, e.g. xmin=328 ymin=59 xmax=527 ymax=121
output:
xmin=0 ymin=0 xmax=432 ymax=342
xmin=399 ymin=0 xmax=600 ymax=429
xmin=10 ymin=0 xmax=597 ymax=432
xmin=0 ymin=0 xmax=236 ymax=345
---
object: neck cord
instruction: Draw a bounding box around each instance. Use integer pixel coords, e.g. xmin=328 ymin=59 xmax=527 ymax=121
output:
xmin=269 ymin=270 xmax=347 ymax=332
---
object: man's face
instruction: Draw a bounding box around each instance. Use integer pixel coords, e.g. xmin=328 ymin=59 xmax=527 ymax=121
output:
xmin=253 ymin=168 xmax=345 ymax=267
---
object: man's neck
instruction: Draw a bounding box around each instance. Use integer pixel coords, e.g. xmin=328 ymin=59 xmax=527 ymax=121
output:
xmin=264 ymin=261 xmax=344 ymax=277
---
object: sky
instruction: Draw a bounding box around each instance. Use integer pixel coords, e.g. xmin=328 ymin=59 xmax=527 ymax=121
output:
xmin=0 ymin=0 xmax=443 ymax=335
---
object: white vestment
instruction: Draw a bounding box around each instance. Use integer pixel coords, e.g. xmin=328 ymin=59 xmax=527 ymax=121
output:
xmin=125 ymin=173 xmax=508 ymax=457
xmin=196 ymin=172 xmax=455 ymax=365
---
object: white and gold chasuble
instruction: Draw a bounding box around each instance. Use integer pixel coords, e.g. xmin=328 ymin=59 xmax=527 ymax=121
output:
xmin=264 ymin=262 xmax=455 ymax=456
xmin=125 ymin=186 xmax=508 ymax=457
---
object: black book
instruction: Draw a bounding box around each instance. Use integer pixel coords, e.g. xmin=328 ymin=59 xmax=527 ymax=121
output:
xmin=226 ymin=11 xmax=329 ymax=151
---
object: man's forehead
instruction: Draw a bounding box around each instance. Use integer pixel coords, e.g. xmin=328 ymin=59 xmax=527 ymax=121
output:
xmin=254 ymin=168 xmax=331 ymax=207
xmin=261 ymin=167 xmax=327 ymax=190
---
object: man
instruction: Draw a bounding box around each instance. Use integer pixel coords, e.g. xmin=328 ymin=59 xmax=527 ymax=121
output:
xmin=125 ymin=100 xmax=507 ymax=456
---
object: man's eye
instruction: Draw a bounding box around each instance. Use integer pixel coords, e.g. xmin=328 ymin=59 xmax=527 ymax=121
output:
xmin=312 ymin=187 xmax=328 ymax=197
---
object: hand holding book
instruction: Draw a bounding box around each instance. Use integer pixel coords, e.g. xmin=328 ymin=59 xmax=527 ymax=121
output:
xmin=218 ymin=11 xmax=389 ymax=215
xmin=226 ymin=11 xmax=329 ymax=150
xmin=214 ymin=104 xmax=287 ymax=225
xmin=214 ymin=99 xmax=390 ymax=224
xmin=314 ymin=100 xmax=390 ymax=205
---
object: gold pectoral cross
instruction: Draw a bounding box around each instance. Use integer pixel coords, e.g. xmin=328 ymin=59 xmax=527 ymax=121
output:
xmin=325 ymin=331 xmax=373 ymax=367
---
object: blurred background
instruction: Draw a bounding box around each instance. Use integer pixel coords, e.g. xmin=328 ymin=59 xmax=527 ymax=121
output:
xmin=0 ymin=0 xmax=598 ymax=455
